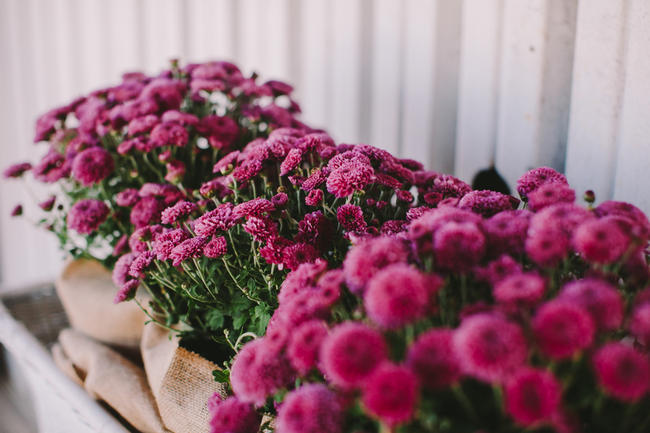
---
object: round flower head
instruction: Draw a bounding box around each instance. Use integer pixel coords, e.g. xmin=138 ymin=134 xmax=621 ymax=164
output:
xmin=320 ymin=322 xmax=388 ymax=389
xmin=208 ymin=395 xmax=260 ymax=433
xmin=280 ymin=147 xmax=303 ymax=175
xmin=278 ymin=259 xmax=328 ymax=305
xmin=453 ymin=314 xmax=528 ymax=383
xmin=203 ymin=236 xmax=227 ymax=258
xmin=475 ymin=255 xmax=523 ymax=286
xmin=630 ymin=303 xmax=650 ymax=348
xmin=288 ymin=320 xmax=329 ymax=374
xmin=527 ymin=182 xmax=575 ymax=211
xmin=593 ymin=342 xmax=650 ymax=402
xmin=505 ymin=367 xmax=561 ymax=426
xmin=525 ymin=227 xmax=569 ymax=267
xmin=516 ymin=166 xmax=567 ymax=198
xmin=434 ymin=221 xmax=486 ymax=272
xmin=362 ymin=362 xmax=418 ymax=426
xmin=114 ymin=279 xmax=139 ymax=303
xmin=160 ymin=200 xmax=197 ymax=225
xmin=337 ymin=204 xmax=367 ymax=233
xmin=532 ymin=300 xmax=594 ymax=360
xmin=130 ymin=196 xmax=165 ymax=228
xmin=326 ymin=162 xmax=374 ymax=198
xmin=458 ymin=190 xmax=516 ymax=217
xmin=494 ymin=272 xmax=545 ymax=306
xmin=573 ymin=216 xmax=630 ymax=264
xmin=112 ymin=253 xmax=136 ymax=287
xmin=407 ymin=329 xmax=462 ymax=389
xmin=3 ymin=162 xmax=32 ymax=178
xmin=364 ymin=264 xmax=431 ymax=328
xmin=152 ymin=228 xmax=189 ymax=260
xmin=558 ymin=279 xmax=623 ymax=332
xmin=67 ymin=199 xmax=109 ymax=234
xmin=277 ymin=384 xmax=342 ymax=433
xmin=115 ymin=188 xmax=140 ymax=207
xmin=71 ymin=147 xmax=114 ymax=186
xmin=169 ymin=236 xmax=208 ymax=266
xmin=305 ymin=188 xmax=324 ymax=206
xmin=595 ymin=200 xmax=650 ymax=240
xmin=342 ymin=236 xmax=410 ymax=294
xmin=281 ymin=242 xmax=319 ymax=271
xmin=482 ymin=210 xmax=531 ymax=256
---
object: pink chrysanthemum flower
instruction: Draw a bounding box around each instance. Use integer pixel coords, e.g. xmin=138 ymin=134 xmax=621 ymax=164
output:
xmin=326 ymin=162 xmax=374 ymax=198
xmin=10 ymin=204 xmax=22 ymax=217
xmin=434 ymin=222 xmax=486 ymax=272
xmin=213 ymin=150 xmax=240 ymax=174
xmin=128 ymin=114 xmax=159 ymax=136
xmin=494 ymin=272 xmax=545 ymax=306
xmin=194 ymin=203 xmax=236 ymax=237
xmin=129 ymin=225 xmax=162 ymax=253
xmin=3 ymin=162 xmax=32 ymax=178
xmin=593 ymin=342 xmax=650 ymax=402
xmin=505 ymin=367 xmax=561 ymax=426
xmin=232 ymin=198 xmax=274 ymax=219
xmin=343 ymin=236 xmax=410 ymax=294
xmin=164 ymin=160 xmax=186 ymax=183
xmin=112 ymin=253 xmax=136 ymax=287
xmin=475 ymin=255 xmax=523 ymax=286
xmin=429 ymin=174 xmax=472 ymax=198
xmin=115 ymin=188 xmax=140 ymax=207
xmin=280 ymin=148 xmax=304 ymax=175
xmin=203 ymin=236 xmax=227 ymax=259
xmin=525 ymin=227 xmax=569 ymax=267
xmin=527 ymin=182 xmax=575 ymax=211
xmin=150 ymin=122 xmax=189 ymax=147
xmin=305 ymin=189 xmax=324 ymax=206
xmin=407 ymin=329 xmax=461 ymax=389
xmin=296 ymin=211 xmax=333 ymax=252
xmin=362 ymin=362 xmax=418 ymax=426
xmin=278 ymin=259 xmax=328 ymax=305
xmin=161 ymin=200 xmax=197 ymax=225
xmin=113 ymin=279 xmax=139 ymax=303
xmin=516 ymin=166 xmax=568 ymax=198
xmin=336 ymin=204 xmax=367 ymax=233
xmin=573 ymin=216 xmax=630 ymax=264
xmin=364 ymin=264 xmax=430 ymax=328
xmin=595 ymin=200 xmax=650 ymax=240
xmin=532 ymin=300 xmax=595 ymax=359
xmin=128 ymin=251 xmax=155 ymax=278
xmin=453 ymin=314 xmax=528 ymax=383
xmin=39 ymin=195 xmax=56 ymax=211
xmin=482 ymin=210 xmax=531 ymax=256
xmin=281 ymin=242 xmax=319 ymax=271
xmin=112 ymin=234 xmax=129 ymax=256
xmin=33 ymin=151 xmax=70 ymax=183
xmin=271 ymin=192 xmax=289 ymax=208
xmin=243 ymin=216 xmax=278 ymax=243
xmin=287 ymin=320 xmax=329 ymax=375
xmin=130 ymin=197 xmax=165 ymax=228
xmin=529 ymin=203 xmax=595 ymax=237
xmin=152 ymin=228 xmax=189 ymax=260
xmin=558 ymin=279 xmax=623 ymax=332
xmin=277 ymin=384 xmax=342 ymax=433
xmin=631 ymin=301 xmax=650 ymax=349
xmin=320 ymin=322 xmax=388 ymax=389
xmin=327 ymin=150 xmax=371 ymax=170
xmin=169 ymin=236 xmax=209 ymax=266
xmin=71 ymin=147 xmax=114 ymax=186
xmin=67 ymin=199 xmax=109 ymax=234
xmin=458 ymin=190 xmax=517 ymax=217
xmin=409 ymin=207 xmax=481 ymax=254
xmin=208 ymin=395 xmax=260 ymax=433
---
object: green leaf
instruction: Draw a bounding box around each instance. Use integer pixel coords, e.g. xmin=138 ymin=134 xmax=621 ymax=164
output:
xmin=212 ymin=369 xmax=230 ymax=384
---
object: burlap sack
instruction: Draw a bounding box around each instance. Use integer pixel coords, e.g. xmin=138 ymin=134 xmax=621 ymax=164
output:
xmin=55 ymin=259 xmax=146 ymax=349
xmin=54 ymin=328 xmax=168 ymax=433
xmin=141 ymin=323 xmax=227 ymax=433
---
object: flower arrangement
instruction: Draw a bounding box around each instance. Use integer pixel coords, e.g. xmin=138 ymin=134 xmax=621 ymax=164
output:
xmin=215 ymin=167 xmax=650 ymax=433
xmin=3 ymin=60 xmax=307 ymax=269
xmin=113 ymin=125 xmax=479 ymax=357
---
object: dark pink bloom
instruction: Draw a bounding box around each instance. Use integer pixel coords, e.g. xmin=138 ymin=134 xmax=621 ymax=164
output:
xmin=532 ymin=300 xmax=594 ymax=359
xmin=164 ymin=160 xmax=186 ymax=183
xmin=271 ymin=192 xmax=288 ymax=209
xmin=287 ymin=320 xmax=329 ymax=374
xmin=169 ymin=236 xmax=208 ymax=266
xmin=278 ymin=259 xmax=328 ymax=305
xmin=434 ymin=222 xmax=485 ymax=272
xmin=129 ymin=225 xmax=162 ymax=253
xmin=203 ymin=236 xmax=227 ymax=258
xmin=113 ymin=279 xmax=139 ymax=303
xmin=453 ymin=314 xmax=528 ymax=383
xmin=243 ymin=216 xmax=278 ymax=243
xmin=296 ymin=211 xmax=333 ymax=252
xmin=430 ymin=174 xmax=472 ymax=198
xmin=494 ymin=273 xmax=545 ymax=306
xmin=305 ymin=189 xmax=323 ymax=206
xmin=259 ymin=236 xmax=292 ymax=265
xmin=232 ymin=198 xmax=274 ymax=219
xmin=558 ymin=279 xmax=623 ymax=332
xmin=482 ymin=210 xmax=531 ymax=256
xmin=277 ymin=384 xmax=342 ymax=433
xmin=336 ymin=204 xmax=367 ymax=233
xmin=112 ymin=253 xmax=136 ymax=287
xmin=475 ymin=255 xmax=523 ymax=286
xmin=458 ymin=190 xmax=516 ymax=217
xmin=302 ymin=168 xmax=328 ymax=191
xmin=152 ymin=228 xmax=189 ymax=260
xmin=33 ymin=151 xmax=70 ymax=183
xmin=364 ymin=264 xmax=430 ymax=328
xmin=505 ymin=367 xmax=561 ymax=426
xmin=161 ymin=110 xmax=199 ymax=127
xmin=595 ymin=200 xmax=650 ymax=240
xmin=375 ymin=173 xmax=403 ymax=189
xmin=208 ymin=395 xmax=260 ymax=433
xmin=112 ymin=234 xmax=129 ymax=256
xmin=328 ymin=150 xmax=371 ymax=170
xmin=71 ymin=147 xmax=114 ymax=186
xmin=361 ymin=363 xmax=418 ymax=426
xmin=326 ymin=162 xmax=374 ymax=198
xmin=140 ymin=78 xmax=184 ymax=111
xmin=150 ymin=122 xmax=189 ymax=147
xmin=516 ymin=166 xmax=568 ymax=198
xmin=3 ymin=162 xmax=32 ymax=178
xmin=280 ymin=148 xmax=303 ymax=175
xmin=573 ymin=216 xmax=630 ymax=264
xmin=525 ymin=227 xmax=569 ymax=267
xmin=198 ymin=115 xmax=239 ymax=149
xmin=527 ymin=183 xmax=575 ymax=211
xmin=67 ymin=199 xmax=109 ymax=234
xmin=39 ymin=195 xmax=56 ymax=211
xmin=128 ymin=114 xmax=159 ymax=136
xmin=281 ymin=242 xmax=319 ymax=271
xmin=194 ymin=203 xmax=236 ymax=237
xmin=128 ymin=250 xmax=155 ymax=278
xmin=343 ymin=236 xmax=410 ymax=294
xmin=630 ymin=303 xmax=650 ymax=348
xmin=320 ymin=322 xmax=387 ymax=389
xmin=213 ymin=151 xmax=240 ymax=174
xmin=593 ymin=342 xmax=650 ymax=402
xmin=34 ymin=107 xmax=65 ymax=142
xmin=407 ymin=329 xmax=461 ymax=389
xmin=130 ymin=197 xmax=165 ymax=228
xmin=161 ymin=200 xmax=197 ymax=225
xmin=396 ymin=190 xmax=414 ymax=203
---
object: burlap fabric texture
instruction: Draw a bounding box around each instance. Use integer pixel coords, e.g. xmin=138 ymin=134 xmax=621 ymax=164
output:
xmin=141 ymin=322 xmax=227 ymax=433
xmin=55 ymin=259 xmax=146 ymax=349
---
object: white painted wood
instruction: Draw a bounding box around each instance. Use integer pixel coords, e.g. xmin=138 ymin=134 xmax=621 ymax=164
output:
xmin=264 ymin=0 xmax=292 ymax=81
xmin=237 ymin=0 xmax=264 ymax=75
xmin=495 ymin=0 xmax=577 ymax=190
xmin=369 ymin=0 xmax=403 ymax=155
xmin=106 ymin=0 xmax=143 ymax=78
xmin=565 ymin=0 xmax=629 ymax=201
xmin=77 ymin=0 xmax=110 ymax=91
xmin=142 ymin=0 xmax=185 ymax=73
xmin=612 ymin=0 xmax=650 ymax=213
xmin=454 ymin=0 xmax=503 ymax=182
xmin=186 ymin=0 xmax=236 ymax=62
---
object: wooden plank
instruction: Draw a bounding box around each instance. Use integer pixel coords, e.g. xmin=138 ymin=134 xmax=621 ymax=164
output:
xmin=612 ymin=0 xmax=650 ymax=213
xmin=454 ymin=0 xmax=503 ymax=181
xmin=106 ymin=0 xmax=143 ymax=78
xmin=565 ymin=0 xmax=628 ymax=201
xmin=264 ymin=0 xmax=291 ymax=81
xmin=237 ymin=0 xmax=264 ymax=75
xmin=142 ymin=0 xmax=185 ymax=73
xmin=186 ymin=0 xmax=235 ymax=62
xmin=77 ymin=0 xmax=110 ymax=90
xmin=495 ymin=0 xmax=577 ymax=190
xmin=369 ymin=0 xmax=403 ymax=155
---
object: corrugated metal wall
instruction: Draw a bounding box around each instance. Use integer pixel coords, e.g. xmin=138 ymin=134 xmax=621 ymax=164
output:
xmin=1 ymin=0 xmax=649 ymax=286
